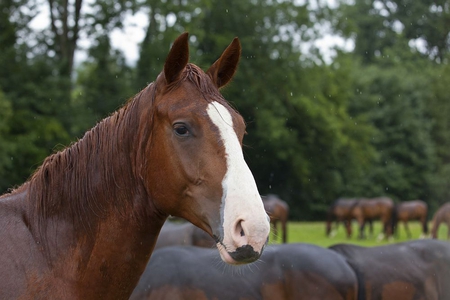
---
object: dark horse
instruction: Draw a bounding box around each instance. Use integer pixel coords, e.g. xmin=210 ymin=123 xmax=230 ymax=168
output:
xmin=431 ymin=202 xmax=450 ymax=239
xmin=130 ymin=244 xmax=358 ymax=300
xmin=351 ymin=197 xmax=394 ymax=240
xmin=326 ymin=198 xmax=359 ymax=239
xmin=330 ymin=240 xmax=450 ymax=299
xmin=393 ymin=200 xmax=428 ymax=239
xmin=262 ymin=194 xmax=289 ymax=243
xmin=154 ymin=221 xmax=215 ymax=249
xmin=0 ymin=33 xmax=270 ymax=299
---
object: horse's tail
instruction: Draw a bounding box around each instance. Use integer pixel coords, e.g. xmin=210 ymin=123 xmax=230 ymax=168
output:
xmin=391 ymin=204 xmax=399 ymax=237
xmin=423 ymin=205 xmax=429 ymax=235
xmin=423 ymin=218 xmax=429 ymax=235
xmin=326 ymin=201 xmax=337 ymax=236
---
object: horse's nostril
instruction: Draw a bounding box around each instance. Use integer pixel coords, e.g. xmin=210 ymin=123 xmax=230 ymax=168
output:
xmin=240 ymin=229 xmax=245 ymax=237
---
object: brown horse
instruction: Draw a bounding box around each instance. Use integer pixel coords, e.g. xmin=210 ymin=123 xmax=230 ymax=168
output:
xmin=330 ymin=240 xmax=450 ymax=299
xmin=0 ymin=33 xmax=270 ymax=299
xmin=326 ymin=198 xmax=359 ymax=239
xmin=130 ymin=244 xmax=358 ymax=300
xmin=262 ymin=194 xmax=289 ymax=243
xmin=154 ymin=221 xmax=215 ymax=249
xmin=393 ymin=200 xmax=428 ymax=239
xmin=431 ymin=202 xmax=450 ymax=239
xmin=351 ymin=197 xmax=394 ymax=240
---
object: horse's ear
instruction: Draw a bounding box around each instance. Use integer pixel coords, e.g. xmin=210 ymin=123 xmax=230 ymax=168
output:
xmin=206 ymin=37 xmax=241 ymax=89
xmin=164 ymin=32 xmax=190 ymax=85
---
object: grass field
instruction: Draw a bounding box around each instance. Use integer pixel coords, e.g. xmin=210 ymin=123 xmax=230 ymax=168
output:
xmin=267 ymin=221 xmax=449 ymax=247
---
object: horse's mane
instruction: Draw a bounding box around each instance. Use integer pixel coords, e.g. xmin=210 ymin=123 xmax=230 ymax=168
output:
xmin=20 ymin=63 xmax=229 ymax=241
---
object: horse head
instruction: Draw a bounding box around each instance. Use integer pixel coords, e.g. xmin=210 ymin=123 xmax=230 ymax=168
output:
xmin=138 ymin=33 xmax=270 ymax=264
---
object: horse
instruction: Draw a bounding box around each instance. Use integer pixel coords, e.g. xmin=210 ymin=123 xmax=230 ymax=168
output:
xmin=154 ymin=220 xmax=215 ymax=249
xmin=262 ymin=194 xmax=289 ymax=243
xmin=431 ymin=202 xmax=450 ymax=239
xmin=326 ymin=198 xmax=359 ymax=239
xmin=393 ymin=200 xmax=428 ymax=239
xmin=130 ymin=244 xmax=358 ymax=300
xmin=330 ymin=239 xmax=450 ymax=300
xmin=350 ymin=197 xmax=394 ymax=240
xmin=0 ymin=33 xmax=270 ymax=299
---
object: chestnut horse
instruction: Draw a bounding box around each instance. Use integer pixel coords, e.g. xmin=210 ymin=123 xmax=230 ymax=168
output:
xmin=351 ymin=197 xmax=394 ymax=240
xmin=431 ymin=202 xmax=450 ymax=239
xmin=0 ymin=33 xmax=270 ymax=299
xmin=130 ymin=244 xmax=358 ymax=300
xmin=330 ymin=240 xmax=450 ymax=299
xmin=326 ymin=198 xmax=359 ymax=239
xmin=393 ymin=200 xmax=428 ymax=239
xmin=262 ymin=194 xmax=289 ymax=243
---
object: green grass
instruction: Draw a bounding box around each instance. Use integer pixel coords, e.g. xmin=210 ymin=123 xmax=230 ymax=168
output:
xmin=267 ymin=221 xmax=449 ymax=247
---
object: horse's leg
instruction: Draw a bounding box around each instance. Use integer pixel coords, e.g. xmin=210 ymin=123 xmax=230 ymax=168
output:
xmin=281 ymin=220 xmax=287 ymax=244
xmin=345 ymin=220 xmax=352 ymax=239
xmin=330 ymin=220 xmax=339 ymax=237
xmin=369 ymin=219 xmax=374 ymax=237
xmin=404 ymin=221 xmax=411 ymax=239
xmin=377 ymin=218 xmax=387 ymax=242
xmin=358 ymin=218 xmax=365 ymax=239
xmin=420 ymin=215 xmax=429 ymax=238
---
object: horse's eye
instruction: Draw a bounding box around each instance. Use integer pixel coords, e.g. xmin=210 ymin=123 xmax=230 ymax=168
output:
xmin=174 ymin=124 xmax=189 ymax=137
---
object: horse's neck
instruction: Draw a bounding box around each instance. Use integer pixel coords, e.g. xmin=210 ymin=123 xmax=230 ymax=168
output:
xmin=18 ymin=105 xmax=169 ymax=297
xmin=68 ymin=210 xmax=166 ymax=298
xmin=22 ymin=186 xmax=167 ymax=298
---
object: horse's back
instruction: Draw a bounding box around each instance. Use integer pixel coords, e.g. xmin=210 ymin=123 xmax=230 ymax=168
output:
xmin=269 ymin=244 xmax=358 ymax=300
xmin=330 ymin=240 xmax=450 ymax=300
xmin=130 ymin=246 xmax=262 ymax=300
xmin=357 ymin=197 xmax=393 ymax=218
xmin=131 ymin=244 xmax=357 ymax=300
xmin=334 ymin=198 xmax=358 ymax=217
xmin=397 ymin=200 xmax=427 ymax=219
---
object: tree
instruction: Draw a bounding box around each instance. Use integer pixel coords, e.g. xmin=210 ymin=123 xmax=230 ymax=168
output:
xmin=190 ymin=0 xmax=377 ymax=219
xmin=73 ymin=35 xmax=133 ymax=135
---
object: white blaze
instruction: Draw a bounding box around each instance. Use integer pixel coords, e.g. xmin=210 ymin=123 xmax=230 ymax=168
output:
xmin=206 ymin=101 xmax=269 ymax=254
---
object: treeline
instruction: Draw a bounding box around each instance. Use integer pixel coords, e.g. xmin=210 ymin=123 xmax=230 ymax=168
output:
xmin=1 ymin=0 xmax=450 ymax=220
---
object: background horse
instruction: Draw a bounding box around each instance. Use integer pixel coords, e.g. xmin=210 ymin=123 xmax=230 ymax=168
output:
xmin=262 ymin=194 xmax=289 ymax=243
xmin=326 ymin=198 xmax=359 ymax=239
xmin=351 ymin=197 xmax=395 ymax=240
xmin=0 ymin=33 xmax=270 ymax=299
xmin=155 ymin=220 xmax=215 ymax=249
xmin=431 ymin=202 xmax=450 ymax=239
xmin=393 ymin=200 xmax=428 ymax=239
xmin=130 ymin=244 xmax=358 ymax=300
xmin=330 ymin=240 xmax=450 ymax=300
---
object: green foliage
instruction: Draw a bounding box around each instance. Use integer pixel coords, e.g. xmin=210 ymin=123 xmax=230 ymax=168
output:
xmin=2 ymin=0 xmax=450 ymax=221
xmin=73 ymin=35 xmax=134 ymax=135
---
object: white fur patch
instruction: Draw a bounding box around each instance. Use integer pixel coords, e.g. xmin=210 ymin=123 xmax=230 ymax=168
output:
xmin=207 ymin=102 xmax=269 ymax=254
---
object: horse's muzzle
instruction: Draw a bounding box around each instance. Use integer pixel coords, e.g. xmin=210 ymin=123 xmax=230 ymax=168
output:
xmin=228 ymin=244 xmax=262 ymax=264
